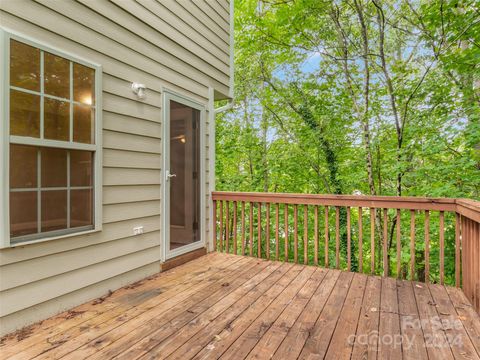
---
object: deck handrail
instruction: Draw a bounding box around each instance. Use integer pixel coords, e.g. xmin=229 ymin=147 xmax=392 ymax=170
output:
xmin=211 ymin=191 xmax=480 ymax=313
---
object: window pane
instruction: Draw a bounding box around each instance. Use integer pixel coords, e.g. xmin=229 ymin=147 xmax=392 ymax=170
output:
xmin=44 ymin=52 xmax=70 ymax=99
xmin=41 ymin=190 xmax=67 ymax=232
xmin=71 ymin=189 xmax=93 ymax=228
xmin=70 ymin=151 xmax=93 ymax=187
xmin=41 ymin=148 xmax=67 ymax=187
xmin=44 ymin=98 xmax=70 ymax=141
xmin=73 ymin=63 xmax=95 ymax=105
xmin=10 ymin=191 xmax=37 ymax=237
xmin=10 ymin=90 xmax=40 ymax=137
xmin=10 ymin=145 xmax=37 ymax=188
xmin=73 ymin=105 xmax=94 ymax=144
xmin=10 ymin=40 xmax=40 ymax=91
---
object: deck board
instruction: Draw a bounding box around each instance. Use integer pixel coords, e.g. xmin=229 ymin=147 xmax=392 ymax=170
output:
xmin=1 ymin=252 xmax=480 ymax=360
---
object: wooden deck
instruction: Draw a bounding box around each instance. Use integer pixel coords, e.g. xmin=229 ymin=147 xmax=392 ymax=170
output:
xmin=1 ymin=253 xmax=480 ymax=360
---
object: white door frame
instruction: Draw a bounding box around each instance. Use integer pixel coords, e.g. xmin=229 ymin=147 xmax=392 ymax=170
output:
xmin=162 ymin=90 xmax=206 ymax=261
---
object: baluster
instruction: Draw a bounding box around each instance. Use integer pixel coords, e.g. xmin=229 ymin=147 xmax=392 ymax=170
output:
xmin=335 ymin=207 xmax=340 ymax=269
xmin=249 ymin=202 xmax=253 ymax=257
xmin=219 ymin=200 xmax=224 ymax=253
xmin=258 ymin=203 xmax=262 ymax=258
xmin=233 ymin=201 xmax=237 ymax=255
xmin=358 ymin=207 xmax=363 ymax=273
xmin=371 ymin=208 xmax=375 ymax=274
xmin=284 ymin=204 xmax=289 ymax=262
xmin=455 ymin=213 xmax=461 ymax=287
xmin=396 ymin=209 xmax=401 ymax=278
xmin=266 ymin=203 xmax=270 ymax=260
xmin=275 ymin=203 xmax=280 ymax=260
xmin=294 ymin=204 xmax=298 ymax=263
xmin=241 ymin=201 xmax=246 ymax=255
xmin=314 ymin=205 xmax=319 ymax=266
xmin=410 ymin=210 xmax=415 ymax=280
xmin=225 ymin=201 xmax=230 ymax=253
xmin=439 ymin=211 xmax=445 ymax=285
xmin=347 ymin=207 xmax=351 ymax=271
xmin=213 ymin=200 xmax=217 ymax=251
xmin=304 ymin=205 xmax=308 ymax=265
xmin=383 ymin=208 xmax=388 ymax=276
xmin=463 ymin=217 xmax=469 ymax=298
xmin=325 ymin=207 xmax=329 ymax=267
xmin=425 ymin=210 xmax=430 ymax=283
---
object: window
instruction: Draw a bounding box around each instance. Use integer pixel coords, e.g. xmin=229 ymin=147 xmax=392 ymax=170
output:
xmin=1 ymin=31 xmax=102 ymax=246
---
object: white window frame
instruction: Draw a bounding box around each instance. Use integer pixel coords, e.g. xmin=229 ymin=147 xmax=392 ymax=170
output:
xmin=162 ymin=89 xmax=206 ymax=261
xmin=0 ymin=28 xmax=102 ymax=248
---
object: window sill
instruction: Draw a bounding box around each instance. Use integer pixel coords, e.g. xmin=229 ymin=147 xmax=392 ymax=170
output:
xmin=4 ymin=227 xmax=102 ymax=249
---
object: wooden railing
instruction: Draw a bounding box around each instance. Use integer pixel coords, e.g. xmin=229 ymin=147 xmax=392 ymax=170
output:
xmin=211 ymin=192 xmax=480 ymax=313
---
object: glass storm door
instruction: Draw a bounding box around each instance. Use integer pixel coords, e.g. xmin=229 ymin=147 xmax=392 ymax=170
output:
xmin=165 ymin=98 xmax=201 ymax=257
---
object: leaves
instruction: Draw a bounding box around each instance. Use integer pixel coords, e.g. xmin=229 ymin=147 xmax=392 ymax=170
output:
xmin=217 ymin=0 xmax=480 ymax=200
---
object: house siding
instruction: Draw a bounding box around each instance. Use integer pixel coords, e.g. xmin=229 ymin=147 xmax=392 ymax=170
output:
xmin=0 ymin=0 xmax=230 ymax=336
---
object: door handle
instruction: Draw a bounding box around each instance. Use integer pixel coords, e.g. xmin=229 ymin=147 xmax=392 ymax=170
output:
xmin=166 ymin=170 xmax=177 ymax=181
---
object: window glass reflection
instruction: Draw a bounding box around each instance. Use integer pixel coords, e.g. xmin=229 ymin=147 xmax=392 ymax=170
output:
xmin=73 ymin=105 xmax=94 ymax=144
xmin=44 ymin=52 xmax=70 ymax=99
xmin=70 ymin=151 xmax=93 ymax=187
xmin=44 ymin=98 xmax=70 ymax=141
xmin=41 ymin=190 xmax=67 ymax=232
xmin=71 ymin=189 xmax=93 ymax=228
xmin=10 ymin=90 xmax=40 ymax=137
xmin=10 ymin=192 xmax=38 ymax=237
xmin=10 ymin=40 xmax=40 ymax=91
xmin=73 ymin=63 xmax=95 ymax=105
xmin=41 ymin=148 xmax=67 ymax=188
xmin=10 ymin=145 xmax=37 ymax=189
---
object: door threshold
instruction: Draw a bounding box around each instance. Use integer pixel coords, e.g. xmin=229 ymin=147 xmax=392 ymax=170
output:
xmin=161 ymin=247 xmax=207 ymax=272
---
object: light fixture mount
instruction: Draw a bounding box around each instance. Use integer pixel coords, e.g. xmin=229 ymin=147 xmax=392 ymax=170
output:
xmin=132 ymin=82 xmax=147 ymax=99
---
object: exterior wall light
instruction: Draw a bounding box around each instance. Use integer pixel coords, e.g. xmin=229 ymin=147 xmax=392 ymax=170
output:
xmin=132 ymin=83 xmax=147 ymax=99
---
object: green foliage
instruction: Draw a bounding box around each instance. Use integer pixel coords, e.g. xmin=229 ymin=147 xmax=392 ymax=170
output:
xmin=216 ymin=0 xmax=480 ymax=281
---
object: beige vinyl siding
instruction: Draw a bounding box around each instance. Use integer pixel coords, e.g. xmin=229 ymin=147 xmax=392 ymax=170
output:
xmin=158 ymin=0 xmax=229 ymax=54
xmin=177 ymin=1 xmax=229 ymax=44
xmin=0 ymin=0 xmax=230 ymax=336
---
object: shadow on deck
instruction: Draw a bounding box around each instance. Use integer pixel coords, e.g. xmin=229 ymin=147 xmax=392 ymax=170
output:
xmin=1 ymin=252 xmax=479 ymax=359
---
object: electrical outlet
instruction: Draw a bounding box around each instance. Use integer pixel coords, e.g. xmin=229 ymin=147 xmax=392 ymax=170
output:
xmin=133 ymin=226 xmax=144 ymax=235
